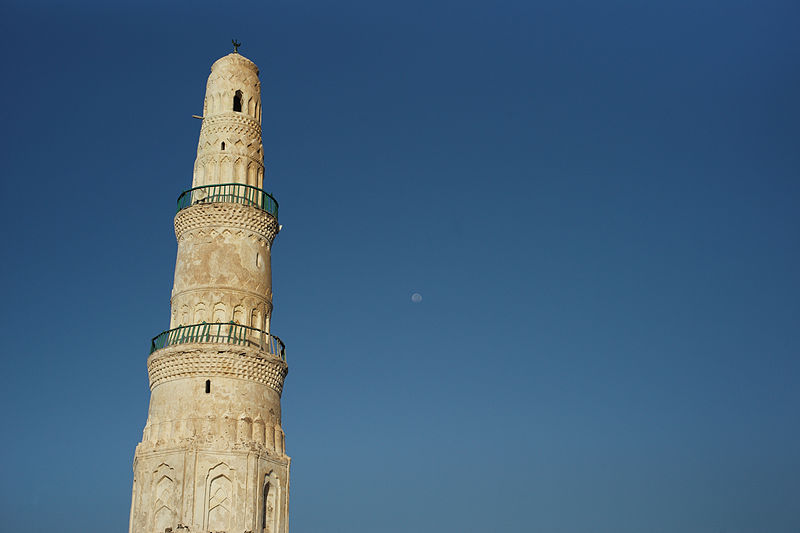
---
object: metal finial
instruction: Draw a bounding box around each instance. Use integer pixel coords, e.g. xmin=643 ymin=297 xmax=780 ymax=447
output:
xmin=232 ymin=39 xmax=241 ymax=53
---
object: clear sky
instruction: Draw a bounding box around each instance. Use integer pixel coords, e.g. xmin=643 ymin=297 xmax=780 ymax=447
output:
xmin=0 ymin=1 xmax=798 ymax=532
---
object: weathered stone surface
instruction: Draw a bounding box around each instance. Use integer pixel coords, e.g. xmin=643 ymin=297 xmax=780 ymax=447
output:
xmin=193 ymin=53 xmax=265 ymax=189
xmin=130 ymin=51 xmax=290 ymax=533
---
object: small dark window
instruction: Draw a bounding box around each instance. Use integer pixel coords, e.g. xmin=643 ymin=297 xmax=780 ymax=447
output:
xmin=233 ymin=90 xmax=243 ymax=112
xmin=221 ymin=142 xmax=225 ymax=150
xmin=205 ymin=380 xmax=211 ymax=393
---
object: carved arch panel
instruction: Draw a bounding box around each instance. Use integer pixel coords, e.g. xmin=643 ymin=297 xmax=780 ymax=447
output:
xmin=247 ymin=161 xmax=255 ymax=187
xmin=204 ymin=462 xmax=233 ymax=532
xmin=194 ymin=303 xmax=206 ymax=323
xmin=213 ymin=302 xmax=227 ymax=323
xmin=235 ymin=157 xmax=246 ymax=184
xmin=233 ymin=305 xmax=244 ymax=324
xmin=261 ymin=470 xmax=281 ymax=533
xmin=152 ymin=463 xmax=177 ymax=532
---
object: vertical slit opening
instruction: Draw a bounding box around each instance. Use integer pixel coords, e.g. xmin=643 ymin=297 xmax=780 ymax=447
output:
xmin=205 ymin=380 xmax=211 ymax=393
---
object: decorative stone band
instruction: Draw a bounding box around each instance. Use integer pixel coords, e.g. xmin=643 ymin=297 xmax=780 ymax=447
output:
xmin=134 ymin=435 xmax=288 ymax=458
xmin=169 ymin=287 xmax=273 ymax=320
xmin=174 ymin=202 xmax=279 ymax=245
xmin=194 ymin=151 xmax=263 ymax=171
xmin=200 ymin=113 xmax=262 ymax=138
xmin=147 ymin=345 xmax=288 ymax=395
xmin=134 ymin=425 xmax=288 ymax=458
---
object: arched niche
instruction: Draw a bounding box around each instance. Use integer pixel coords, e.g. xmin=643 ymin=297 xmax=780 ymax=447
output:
xmin=194 ymin=304 xmax=206 ymax=323
xmin=213 ymin=302 xmax=226 ymax=323
xmin=261 ymin=471 xmax=281 ymax=533
xmin=204 ymin=463 xmax=234 ymax=532
xmin=232 ymin=305 xmax=244 ymax=325
xmin=152 ymin=464 xmax=177 ymax=532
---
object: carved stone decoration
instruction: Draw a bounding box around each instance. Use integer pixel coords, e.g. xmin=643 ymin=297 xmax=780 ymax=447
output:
xmin=193 ymin=53 xmax=263 ymax=189
xmin=237 ymin=413 xmax=252 ymax=442
xmin=153 ymin=464 xmax=178 ymax=532
xmin=253 ymin=414 xmax=266 ymax=445
xmin=262 ymin=470 xmax=281 ymax=533
xmin=205 ymin=463 xmax=233 ymax=531
xmin=147 ymin=345 xmax=287 ymax=394
xmin=174 ymin=202 xmax=279 ymax=246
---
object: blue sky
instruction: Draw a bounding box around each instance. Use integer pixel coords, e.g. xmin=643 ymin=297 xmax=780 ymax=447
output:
xmin=0 ymin=1 xmax=798 ymax=532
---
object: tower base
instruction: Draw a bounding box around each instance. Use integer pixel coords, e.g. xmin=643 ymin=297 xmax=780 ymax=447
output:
xmin=130 ymin=447 xmax=289 ymax=533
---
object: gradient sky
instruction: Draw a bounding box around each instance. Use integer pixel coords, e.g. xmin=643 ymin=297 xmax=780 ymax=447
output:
xmin=1 ymin=1 xmax=798 ymax=532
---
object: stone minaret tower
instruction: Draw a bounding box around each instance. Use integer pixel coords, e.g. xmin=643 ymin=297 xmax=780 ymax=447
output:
xmin=129 ymin=49 xmax=289 ymax=533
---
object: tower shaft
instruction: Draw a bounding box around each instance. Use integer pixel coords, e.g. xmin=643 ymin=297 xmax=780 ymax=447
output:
xmin=130 ymin=51 xmax=289 ymax=533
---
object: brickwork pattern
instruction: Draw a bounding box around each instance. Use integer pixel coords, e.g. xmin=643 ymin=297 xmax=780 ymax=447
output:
xmin=200 ymin=113 xmax=262 ymax=137
xmin=148 ymin=345 xmax=288 ymax=395
xmin=174 ymin=202 xmax=279 ymax=245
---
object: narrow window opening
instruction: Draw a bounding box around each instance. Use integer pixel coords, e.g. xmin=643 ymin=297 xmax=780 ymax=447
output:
xmin=205 ymin=380 xmax=211 ymax=393
xmin=256 ymin=253 xmax=262 ymax=267
xmin=221 ymin=142 xmax=225 ymax=151
xmin=233 ymin=90 xmax=243 ymax=112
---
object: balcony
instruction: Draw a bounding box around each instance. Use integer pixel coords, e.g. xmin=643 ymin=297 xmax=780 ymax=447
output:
xmin=177 ymin=183 xmax=278 ymax=220
xmin=150 ymin=322 xmax=286 ymax=361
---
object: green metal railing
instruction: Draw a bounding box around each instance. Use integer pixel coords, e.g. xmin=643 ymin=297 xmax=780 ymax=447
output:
xmin=150 ymin=322 xmax=286 ymax=360
xmin=176 ymin=183 xmax=278 ymax=219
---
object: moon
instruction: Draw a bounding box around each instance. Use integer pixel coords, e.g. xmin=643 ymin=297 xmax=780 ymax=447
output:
xmin=411 ymin=292 xmax=422 ymax=303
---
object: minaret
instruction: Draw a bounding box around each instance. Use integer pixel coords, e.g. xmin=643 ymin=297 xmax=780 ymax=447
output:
xmin=129 ymin=48 xmax=289 ymax=533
